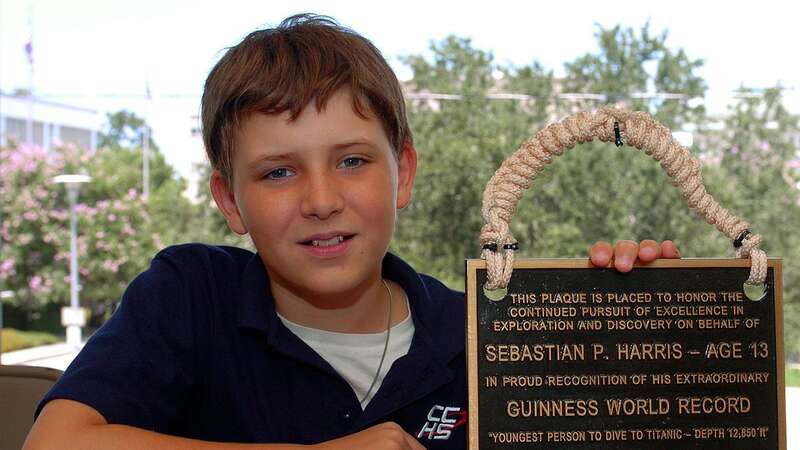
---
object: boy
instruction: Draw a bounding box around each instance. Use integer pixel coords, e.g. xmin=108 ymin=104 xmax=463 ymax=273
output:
xmin=24 ymin=14 xmax=677 ymax=450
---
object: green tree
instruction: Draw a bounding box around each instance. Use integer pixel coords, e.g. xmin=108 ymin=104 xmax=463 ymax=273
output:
xmin=0 ymin=107 xmax=208 ymax=330
xmin=0 ymin=143 xmax=76 ymax=315
xmin=396 ymin=24 xmax=800 ymax=358
xmin=561 ymin=24 xmax=706 ymax=127
xmin=563 ymin=24 xmax=663 ymax=105
xmin=94 ymin=109 xmax=202 ymax=250
xmin=535 ymin=23 xmax=713 ymax=256
xmin=191 ymin=163 xmax=254 ymax=249
xmin=81 ymin=146 xmax=196 ymax=249
xmin=98 ymin=110 xmax=157 ymax=150
xmin=0 ymin=142 xmax=165 ymax=329
xmin=396 ymin=24 xmax=709 ymax=286
xmin=704 ymin=88 xmax=800 ymax=358
xmin=393 ymin=37 xmax=552 ymax=286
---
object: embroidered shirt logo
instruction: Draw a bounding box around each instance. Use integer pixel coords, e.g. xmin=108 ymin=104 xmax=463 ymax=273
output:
xmin=417 ymin=405 xmax=467 ymax=440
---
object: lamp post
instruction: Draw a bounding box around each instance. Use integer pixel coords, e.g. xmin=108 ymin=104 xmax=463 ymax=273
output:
xmin=53 ymin=174 xmax=91 ymax=348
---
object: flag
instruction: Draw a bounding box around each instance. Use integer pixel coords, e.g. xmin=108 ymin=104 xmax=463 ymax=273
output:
xmin=24 ymin=41 xmax=33 ymax=64
xmin=24 ymin=39 xmax=33 ymax=65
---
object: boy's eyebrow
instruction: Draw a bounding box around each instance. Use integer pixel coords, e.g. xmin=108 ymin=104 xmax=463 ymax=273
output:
xmin=331 ymin=138 xmax=372 ymax=150
xmin=247 ymin=139 xmax=376 ymax=168
xmin=247 ymin=153 xmax=294 ymax=169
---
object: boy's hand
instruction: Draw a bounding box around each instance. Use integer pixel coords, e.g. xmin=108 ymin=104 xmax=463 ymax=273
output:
xmin=589 ymin=240 xmax=680 ymax=272
xmin=314 ymin=422 xmax=425 ymax=450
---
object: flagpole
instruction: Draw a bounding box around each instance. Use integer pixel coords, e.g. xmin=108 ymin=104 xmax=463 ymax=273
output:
xmin=143 ymin=80 xmax=150 ymax=199
xmin=25 ymin=8 xmax=34 ymax=146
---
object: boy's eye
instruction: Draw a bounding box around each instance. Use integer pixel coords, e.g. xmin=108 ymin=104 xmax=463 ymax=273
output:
xmin=339 ymin=157 xmax=365 ymax=169
xmin=264 ymin=167 xmax=296 ymax=180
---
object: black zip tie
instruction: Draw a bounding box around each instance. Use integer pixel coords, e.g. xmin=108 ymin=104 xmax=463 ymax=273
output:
xmin=733 ymin=230 xmax=751 ymax=248
xmin=614 ymin=121 xmax=624 ymax=147
xmin=482 ymin=242 xmax=519 ymax=252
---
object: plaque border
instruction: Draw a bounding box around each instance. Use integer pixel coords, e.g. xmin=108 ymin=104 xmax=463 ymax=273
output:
xmin=465 ymin=258 xmax=785 ymax=450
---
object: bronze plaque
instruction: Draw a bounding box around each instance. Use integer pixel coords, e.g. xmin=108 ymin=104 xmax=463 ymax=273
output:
xmin=466 ymin=259 xmax=785 ymax=449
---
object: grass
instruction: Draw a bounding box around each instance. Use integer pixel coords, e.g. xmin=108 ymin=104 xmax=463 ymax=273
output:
xmin=787 ymin=367 xmax=800 ymax=388
xmin=1 ymin=328 xmax=60 ymax=353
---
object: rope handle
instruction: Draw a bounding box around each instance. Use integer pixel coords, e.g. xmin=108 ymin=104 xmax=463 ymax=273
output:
xmin=479 ymin=107 xmax=768 ymax=290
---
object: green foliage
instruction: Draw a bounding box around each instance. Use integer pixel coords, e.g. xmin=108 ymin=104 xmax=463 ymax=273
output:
xmin=0 ymin=119 xmax=202 ymax=328
xmin=84 ymin=146 xmax=197 ymax=248
xmin=706 ymin=88 xmax=800 ymax=358
xmin=191 ymin=162 xmax=254 ymax=249
xmin=1 ymin=328 xmax=59 ymax=353
xmin=394 ymin=37 xmax=552 ymax=286
xmin=545 ymin=24 xmax=708 ymax=258
xmin=563 ymin=24 xmax=706 ymax=128
xmin=99 ymin=110 xmax=158 ymax=150
xmin=1 ymin=143 xmax=79 ymax=312
xmin=786 ymin=367 xmax=800 ymax=388
xmin=564 ymin=24 xmax=662 ymax=105
xmin=394 ymin=25 xmax=800 ymax=359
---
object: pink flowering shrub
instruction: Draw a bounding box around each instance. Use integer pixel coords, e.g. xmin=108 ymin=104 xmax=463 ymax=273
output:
xmin=0 ymin=143 xmax=163 ymax=323
xmin=0 ymin=143 xmax=71 ymax=310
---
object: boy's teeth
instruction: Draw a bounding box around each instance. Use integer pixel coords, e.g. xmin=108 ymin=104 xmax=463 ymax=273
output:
xmin=311 ymin=236 xmax=344 ymax=247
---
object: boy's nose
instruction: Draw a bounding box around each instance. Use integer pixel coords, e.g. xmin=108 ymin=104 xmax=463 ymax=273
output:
xmin=300 ymin=174 xmax=344 ymax=220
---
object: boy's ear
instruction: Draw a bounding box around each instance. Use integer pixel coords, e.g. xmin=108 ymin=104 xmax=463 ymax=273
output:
xmin=396 ymin=142 xmax=417 ymax=210
xmin=210 ymin=170 xmax=248 ymax=235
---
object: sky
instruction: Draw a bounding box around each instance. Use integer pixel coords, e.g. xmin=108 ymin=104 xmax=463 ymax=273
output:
xmin=1 ymin=0 xmax=798 ymax=185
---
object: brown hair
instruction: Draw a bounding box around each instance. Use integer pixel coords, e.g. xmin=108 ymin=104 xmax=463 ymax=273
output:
xmin=201 ymin=14 xmax=412 ymax=183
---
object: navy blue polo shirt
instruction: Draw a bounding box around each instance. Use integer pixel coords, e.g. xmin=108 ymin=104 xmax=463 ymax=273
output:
xmin=37 ymin=243 xmax=467 ymax=448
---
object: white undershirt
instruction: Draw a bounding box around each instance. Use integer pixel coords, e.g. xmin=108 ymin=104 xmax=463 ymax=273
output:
xmin=277 ymin=301 xmax=415 ymax=408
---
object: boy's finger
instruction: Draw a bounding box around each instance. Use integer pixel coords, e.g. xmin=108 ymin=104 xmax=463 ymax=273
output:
xmin=589 ymin=241 xmax=613 ymax=267
xmin=638 ymin=239 xmax=661 ymax=263
xmin=660 ymin=240 xmax=681 ymax=259
xmin=613 ymin=240 xmax=638 ymax=272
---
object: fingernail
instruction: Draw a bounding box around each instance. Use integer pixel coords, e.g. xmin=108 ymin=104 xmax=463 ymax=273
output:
xmin=591 ymin=251 xmax=610 ymax=266
xmin=616 ymin=256 xmax=633 ymax=272
xmin=640 ymin=247 xmax=656 ymax=260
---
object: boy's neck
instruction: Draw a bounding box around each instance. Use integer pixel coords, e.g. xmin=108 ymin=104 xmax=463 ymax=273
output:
xmin=269 ymin=276 xmax=410 ymax=334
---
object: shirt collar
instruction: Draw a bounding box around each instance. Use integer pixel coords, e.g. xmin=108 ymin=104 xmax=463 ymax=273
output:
xmin=236 ymin=253 xmax=277 ymax=333
xmin=236 ymin=252 xmax=459 ymax=360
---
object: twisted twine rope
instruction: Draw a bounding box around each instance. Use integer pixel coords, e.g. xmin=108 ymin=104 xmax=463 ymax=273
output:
xmin=480 ymin=106 xmax=767 ymax=290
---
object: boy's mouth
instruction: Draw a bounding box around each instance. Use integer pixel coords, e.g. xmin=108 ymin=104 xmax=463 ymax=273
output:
xmin=299 ymin=234 xmax=355 ymax=247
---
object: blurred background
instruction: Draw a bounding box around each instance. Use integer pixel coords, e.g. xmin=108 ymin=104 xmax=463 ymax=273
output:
xmin=0 ymin=0 xmax=798 ymax=385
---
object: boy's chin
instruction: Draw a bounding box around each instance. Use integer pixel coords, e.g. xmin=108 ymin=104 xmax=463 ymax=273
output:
xmin=272 ymin=269 xmax=377 ymax=303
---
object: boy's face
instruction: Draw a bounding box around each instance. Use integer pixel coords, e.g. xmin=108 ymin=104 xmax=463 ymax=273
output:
xmin=211 ymin=89 xmax=416 ymax=303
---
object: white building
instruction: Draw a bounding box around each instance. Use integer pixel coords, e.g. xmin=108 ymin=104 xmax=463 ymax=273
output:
xmin=0 ymin=93 xmax=101 ymax=151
